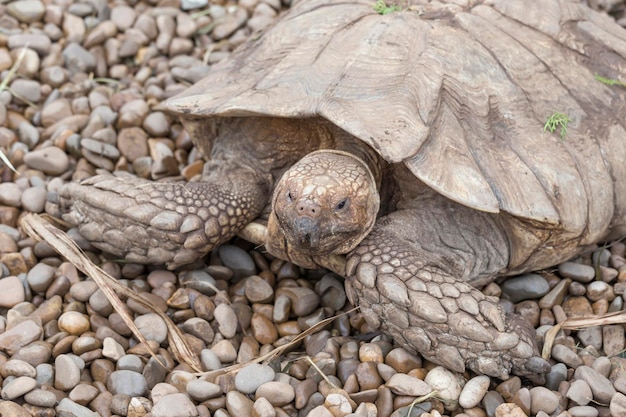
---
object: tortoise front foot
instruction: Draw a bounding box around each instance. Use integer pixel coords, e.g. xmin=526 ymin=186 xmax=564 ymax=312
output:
xmin=345 ymin=212 xmax=549 ymax=382
xmin=55 ymin=168 xmax=269 ymax=269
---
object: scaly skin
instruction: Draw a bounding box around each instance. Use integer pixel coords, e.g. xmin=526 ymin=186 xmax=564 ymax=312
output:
xmin=61 ymin=162 xmax=271 ymax=269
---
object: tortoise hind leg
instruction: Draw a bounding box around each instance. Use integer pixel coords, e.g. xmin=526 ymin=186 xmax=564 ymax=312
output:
xmin=56 ymin=161 xmax=271 ymax=269
xmin=344 ymin=201 xmax=550 ymax=382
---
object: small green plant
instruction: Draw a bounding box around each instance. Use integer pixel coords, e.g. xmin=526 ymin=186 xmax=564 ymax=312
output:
xmin=373 ymin=0 xmax=401 ymax=14
xmin=594 ymin=73 xmax=626 ymax=88
xmin=544 ymin=112 xmax=571 ymax=140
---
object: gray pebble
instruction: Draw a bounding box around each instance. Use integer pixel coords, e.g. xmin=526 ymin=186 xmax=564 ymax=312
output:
xmin=500 ymin=273 xmax=550 ymax=302
xmin=0 ymin=183 xmax=22 ymax=207
xmin=235 ymin=363 xmax=275 ymax=394
xmin=134 ymin=313 xmax=168 ymax=344
xmin=551 ymin=344 xmax=583 ymax=368
xmin=182 ymin=0 xmax=209 ymax=10
xmin=567 ymin=379 xmax=593 ymax=406
xmin=117 ymin=354 xmax=143 ymax=373
xmin=482 ymin=391 xmax=504 ymax=417
xmin=107 ymin=370 xmax=148 ymax=397
xmin=23 ymin=146 xmax=69 ymax=176
xmin=2 ymin=359 xmax=36 ymax=378
xmin=21 ymin=187 xmax=47 ymax=213
xmin=186 ymin=379 xmax=222 ymax=402
xmin=459 ymin=375 xmax=490 ymax=408
xmin=110 ymin=6 xmax=136 ymax=30
xmin=24 ymin=388 xmax=57 ymax=407
xmin=558 ymin=262 xmax=596 ymax=282
xmin=63 ymin=43 xmax=97 ymax=74
xmin=10 ymin=79 xmax=41 ymax=103
xmin=573 ymin=366 xmax=616 ymax=404
xmin=568 ymin=405 xmax=599 ymax=417
xmin=179 ymin=270 xmax=217 ymax=295
xmin=219 ymin=245 xmax=257 ymax=279
xmin=7 ymin=0 xmax=46 ymax=23
xmin=17 ymin=121 xmax=40 ymax=148
xmin=544 ymin=362 xmax=567 ymax=391
xmin=1 ymin=376 xmax=37 ymax=400
xmin=200 ymin=349 xmax=222 ymax=371
xmin=80 ymin=138 xmax=121 ymax=159
xmin=214 ymin=303 xmax=238 ymax=338
xmin=8 ymin=34 xmax=51 ymax=55
xmin=35 ymin=363 xmax=54 ymax=386
xmin=611 ymin=392 xmax=626 ymax=416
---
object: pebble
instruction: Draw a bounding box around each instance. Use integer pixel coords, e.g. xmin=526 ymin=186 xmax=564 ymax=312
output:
xmin=0 ymin=320 xmax=42 ymax=354
xmin=20 ymin=187 xmax=47 ymax=213
xmin=459 ymin=375 xmax=490 ymax=408
xmin=226 ymin=390 xmax=255 ymax=416
xmin=386 ymin=373 xmax=432 ymax=396
xmin=551 ymin=343 xmax=583 ymax=368
xmin=245 ymin=275 xmax=274 ymax=303
xmin=495 ymin=403 xmax=528 ymax=417
xmin=611 ymin=392 xmax=626 ymax=416
xmin=24 ymin=388 xmax=57 ymax=407
xmin=234 ymin=363 xmax=275 ymax=394
xmin=214 ymin=303 xmax=238 ymax=338
xmin=574 ymin=366 xmax=616 ymax=404
xmin=7 ymin=0 xmax=45 ymax=23
xmin=107 ymin=370 xmax=148 ymax=397
xmin=57 ymin=311 xmax=90 ymax=335
xmin=482 ymin=391 xmax=505 ymax=416
xmin=0 ymin=183 xmax=22 ymax=207
xmin=1 ymin=376 xmax=37 ymax=400
xmin=151 ymin=394 xmax=198 ymax=417
xmin=23 ymin=146 xmax=69 ymax=175
xmin=425 ymin=366 xmax=464 ymax=410
xmin=57 ymin=398 xmax=99 ymax=417
xmin=256 ymin=381 xmax=295 ymax=406
xmin=0 ymin=276 xmax=25 ymax=308
xmin=545 ymin=362 xmax=567 ymax=391
xmin=559 ymin=262 xmax=596 ymax=282
xmin=134 ymin=313 xmax=168 ymax=343
xmin=569 ymin=405 xmax=599 ymax=417
xmin=186 ymin=379 xmax=222 ymax=402
xmin=500 ymin=273 xmax=550 ymax=302
xmin=54 ymin=354 xmax=81 ymax=391
xmin=219 ymin=245 xmax=257 ymax=279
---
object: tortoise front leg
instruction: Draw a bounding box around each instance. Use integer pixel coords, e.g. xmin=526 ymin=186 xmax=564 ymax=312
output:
xmin=345 ymin=205 xmax=550 ymax=382
xmin=58 ymin=161 xmax=270 ymax=269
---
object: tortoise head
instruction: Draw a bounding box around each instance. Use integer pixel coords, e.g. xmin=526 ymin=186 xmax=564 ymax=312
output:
xmin=271 ymin=150 xmax=380 ymax=257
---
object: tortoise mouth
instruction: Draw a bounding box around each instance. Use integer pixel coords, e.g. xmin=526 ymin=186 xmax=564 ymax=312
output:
xmin=274 ymin=210 xmax=367 ymax=256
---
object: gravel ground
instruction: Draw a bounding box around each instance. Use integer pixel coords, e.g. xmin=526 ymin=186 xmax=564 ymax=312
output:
xmin=1 ymin=1 xmax=626 ymax=417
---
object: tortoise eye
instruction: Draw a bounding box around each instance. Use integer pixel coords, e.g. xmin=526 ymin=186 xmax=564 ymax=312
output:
xmin=287 ymin=191 xmax=294 ymax=201
xmin=335 ymin=198 xmax=349 ymax=211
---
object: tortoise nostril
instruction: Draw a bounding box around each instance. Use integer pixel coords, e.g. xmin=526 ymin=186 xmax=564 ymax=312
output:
xmin=296 ymin=200 xmax=321 ymax=218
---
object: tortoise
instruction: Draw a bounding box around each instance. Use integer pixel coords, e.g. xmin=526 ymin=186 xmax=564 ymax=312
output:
xmin=58 ymin=0 xmax=626 ymax=382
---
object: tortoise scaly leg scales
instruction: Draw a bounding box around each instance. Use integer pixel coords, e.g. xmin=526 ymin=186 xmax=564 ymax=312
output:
xmin=61 ymin=162 xmax=270 ymax=269
xmin=344 ymin=206 xmax=550 ymax=383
